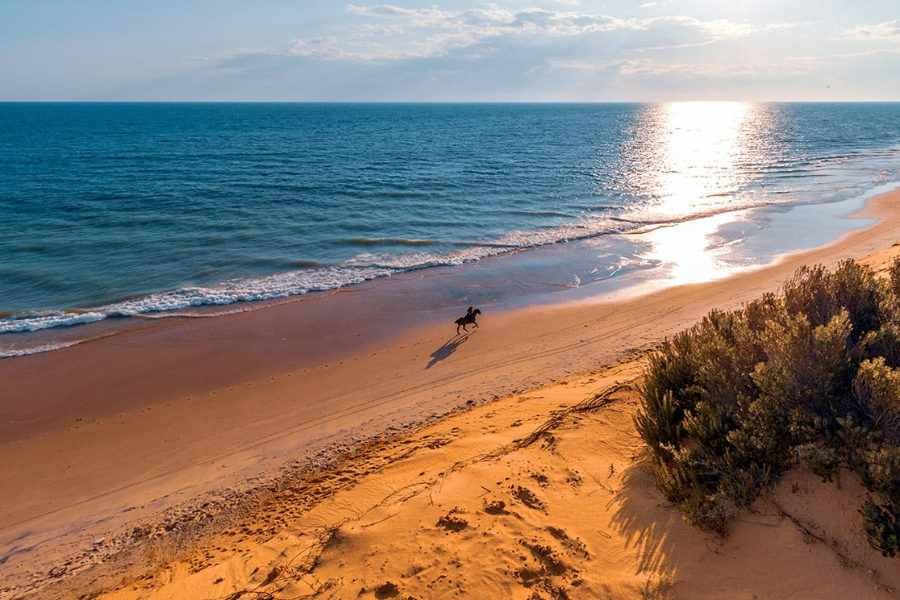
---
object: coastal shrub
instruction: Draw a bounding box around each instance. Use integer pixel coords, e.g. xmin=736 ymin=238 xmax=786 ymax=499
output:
xmin=719 ymin=459 xmax=772 ymax=507
xmin=725 ymin=394 xmax=797 ymax=469
xmin=651 ymin=447 xmax=733 ymax=536
xmin=834 ymin=413 xmax=874 ymax=472
xmin=828 ymin=260 xmax=887 ymax=340
xmin=751 ymin=310 xmax=853 ymax=420
xmin=865 ymin=447 xmax=900 ymax=502
xmin=797 ymin=442 xmax=841 ymax=482
xmin=861 ymin=322 xmax=900 ymax=368
xmin=782 ymin=261 xmax=887 ymax=343
xmin=853 ymin=358 xmax=900 ymax=445
xmin=639 ymin=331 xmax=704 ymax=417
xmin=679 ymin=491 xmax=732 ymax=537
xmin=861 ymin=500 xmax=900 ymax=558
xmin=633 ymin=390 xmax=681 ymax=462
xmin=636 ymin=259 xmax=900 ymax=554
xmin=888 ymin=257 xmax=900 ymax=299
xmin=682 ymin=400 xmax=734 ymax=455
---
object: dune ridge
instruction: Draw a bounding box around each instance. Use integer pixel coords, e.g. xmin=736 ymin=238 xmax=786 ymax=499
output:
xmin=95 ymin=359 xmax=900 ymax=599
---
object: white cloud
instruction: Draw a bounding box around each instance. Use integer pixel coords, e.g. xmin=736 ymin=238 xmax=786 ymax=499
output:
xmin=762 ymin=21 xmax=822 ymax=32
xmin=549 ymin=57 xmax=758 ymax=78
xmin=634 ymin=15 xmax=752 ymax=40
xmin=284 ymin=5 xmax=755 ymax=63
xmin=849 ymin=19 xmax=900 ymax=40
xmin=188 ymin=3 xmax=900 ymax=102
xmin=549 ymin=41 xmax=900 ymax=85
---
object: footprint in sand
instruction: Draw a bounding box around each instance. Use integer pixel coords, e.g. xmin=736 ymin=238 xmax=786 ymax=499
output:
xmin=373 ymin=581 xmax=400 ymax=598
xmin=436 ymin=513 xmax=469 ymax=532
xmin=510 ymin=485 xmax=545 ymax=511
xmin=547 ymin=526 xmax=590 ymax=559
xmin=482 ymin=499 xmax=510 ymax=515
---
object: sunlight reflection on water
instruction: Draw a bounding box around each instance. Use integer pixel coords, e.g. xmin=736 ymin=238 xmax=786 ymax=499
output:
xmin=626 ymin=102 xmax=776 ymax=285
xmin=632 ymin=102 xmax=774 ymax=218
xmin=639 ymin=212 xmax=746 ymax=285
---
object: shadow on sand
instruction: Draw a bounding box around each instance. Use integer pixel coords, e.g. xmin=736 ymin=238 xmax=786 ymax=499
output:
xmin=607 ymin=460 xmax=681 ymax=593
xmin=426 ymin=332 xmax=474 ymax=369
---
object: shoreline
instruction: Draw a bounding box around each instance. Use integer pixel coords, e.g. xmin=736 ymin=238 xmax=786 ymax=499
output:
xmin=4 ymin=188 xmax=900 ymax=596
xmin=1 ymin=179 xmax=888 ymax=361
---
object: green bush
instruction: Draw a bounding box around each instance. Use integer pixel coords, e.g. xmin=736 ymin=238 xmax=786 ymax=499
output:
xmin=888 ymin=257 xmax=900 ymax=299
xmin=797 ymin=442 xmax=841 ymax=482
xmin=753 ymin=310 xmax=854 ymax=422
xmin=861 ymin=500 xmax=900 ymax=558
xmin=865 ymin=447 xmax=900 ymax=503
xmin=634 ymin=390 xmax=681 ymax=462
xmin=860 ymin=322 xmax=900 ymax=368
xmin=854 ymin=358 xmax=900 ymax=445
xmin=636 ymin=259 xmax=900 ymax=554
xmin=782 ymin=260 xmax=887 ymax=343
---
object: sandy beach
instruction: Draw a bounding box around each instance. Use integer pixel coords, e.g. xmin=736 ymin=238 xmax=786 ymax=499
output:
xmin=4 ymin=189 xmax=900 ymax=599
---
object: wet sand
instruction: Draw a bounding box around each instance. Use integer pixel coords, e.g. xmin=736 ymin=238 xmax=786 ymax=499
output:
xmin=3 ymin=189 xmax=900 ymax=597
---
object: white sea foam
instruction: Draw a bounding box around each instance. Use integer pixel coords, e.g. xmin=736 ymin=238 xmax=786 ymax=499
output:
xmin=0 ymin=178 xmax=893 ymax=341
xmin=0 ymin=265 xmax=399 ymax=334
xmin=0 ymin=201 xmax=807 ymax=337
xmin=0 ymin=221 xmax=604 ymax=336
xmin=0 ymin=340 xmax=82 ymax=358
xmin=0 ymin=310 xmax=107 ymax=334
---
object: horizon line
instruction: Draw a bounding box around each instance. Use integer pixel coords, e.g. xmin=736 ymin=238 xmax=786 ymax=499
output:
xmin=2 ymin=99 xmax=899 ymax=105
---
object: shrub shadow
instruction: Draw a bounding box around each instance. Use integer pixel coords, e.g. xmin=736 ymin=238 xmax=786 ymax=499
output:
xmin=607 ymin=459 xmax=682 ymax=581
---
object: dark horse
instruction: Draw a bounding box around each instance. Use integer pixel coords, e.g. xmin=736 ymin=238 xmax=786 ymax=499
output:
xmin=455 ymin=308 xmax=481 ymax=334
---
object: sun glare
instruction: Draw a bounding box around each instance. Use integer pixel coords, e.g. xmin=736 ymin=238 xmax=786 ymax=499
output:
xmin=630 ymin=101 xmax=764 ymax=285
xmin=651 ymin=101 xmax=752 ymax=217
xmin=639 ymin=211 xmax=742 ymax=285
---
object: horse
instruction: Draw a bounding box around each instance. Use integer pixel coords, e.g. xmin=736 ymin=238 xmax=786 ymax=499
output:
xmin=455 ymin=308 xmax=481 ymax=334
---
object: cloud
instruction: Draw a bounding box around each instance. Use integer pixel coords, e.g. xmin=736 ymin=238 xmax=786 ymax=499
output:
xmin=762 ymin=21 xmax=822 ymax=32
xmin=631 ymin=15 xmax=752 ymax=44
xmin=282 ymin=4 xmax=754 ymax=63
xmin=849 ymin=19 xmax=900 ymax=40
xmin=178 ymin=3 xmax=900 ymax=102
xmin=549 ymin=40 xmax=900 ymax=85
xmin=549 ymin=57 xmax=760 ymax=79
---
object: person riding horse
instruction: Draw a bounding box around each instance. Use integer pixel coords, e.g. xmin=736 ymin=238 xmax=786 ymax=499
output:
xmin=455 ymin=306 xmax=481 ymax=334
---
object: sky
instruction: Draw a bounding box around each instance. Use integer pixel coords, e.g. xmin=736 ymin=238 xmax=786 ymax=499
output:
xmin=0 ymin=0 xmax=898 ymax=102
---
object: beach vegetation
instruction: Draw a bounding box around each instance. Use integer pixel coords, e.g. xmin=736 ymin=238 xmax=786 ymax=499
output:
xmin=636 ymin=258 xmax=900 ymax=555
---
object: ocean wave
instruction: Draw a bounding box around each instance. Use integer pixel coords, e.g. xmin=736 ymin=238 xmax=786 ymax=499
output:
xmin=346 ymin=238 xmax=439 ymax=246
xmin=0 ymin=266 xmax=394 ymax=334
xmin=285 ymin=259 xmax=326 ymax=268
xmin=510 ymin=210 xmax=573 ymax=217
xmin=0 ymin=310 xmax=108 ymax=334
xmin=570 ymin=204 xmax=622 ymax=211
xmin=0 ymin=192 xmax=795 ymax=337
xmin=0 ymin=171 xmax=894 ymax=340
xmin=0 ymin=340 xmax=83 ymax=358
xmin=0 ymin=214 xmax=634 ymax=335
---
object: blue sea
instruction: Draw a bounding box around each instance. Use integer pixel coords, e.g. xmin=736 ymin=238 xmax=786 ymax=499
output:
xmin=2 ymin=102 xmax=900 ymax=357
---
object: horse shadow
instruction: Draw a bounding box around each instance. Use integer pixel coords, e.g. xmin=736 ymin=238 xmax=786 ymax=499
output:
xmin=426 ymin=332 xmax=473 ymax=369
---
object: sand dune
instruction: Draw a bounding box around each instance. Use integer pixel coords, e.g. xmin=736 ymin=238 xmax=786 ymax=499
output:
xmin=97 ymin=360 xmax=899 ymax=599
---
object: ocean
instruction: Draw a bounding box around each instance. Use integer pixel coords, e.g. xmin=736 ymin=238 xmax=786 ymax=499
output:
xmin=2 ymin=102 xmax=900 ymax=357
